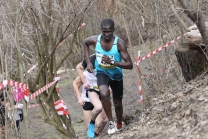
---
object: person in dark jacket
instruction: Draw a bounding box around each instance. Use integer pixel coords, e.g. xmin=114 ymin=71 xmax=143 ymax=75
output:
xmin=0 ymin=91 xmax=5 ymax=137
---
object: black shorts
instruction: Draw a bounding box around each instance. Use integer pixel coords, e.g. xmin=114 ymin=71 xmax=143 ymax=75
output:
xmin=86 ymin=89 xmax=101 ymax=100
xmin=97 ymin=73 xmax=123 ymax=99
xmin=82 ymin=102 xmax=94 ymax=111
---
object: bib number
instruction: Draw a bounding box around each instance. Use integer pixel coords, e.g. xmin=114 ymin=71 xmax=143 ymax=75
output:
xmin=96 ymin=52 xmax=115 ymax=69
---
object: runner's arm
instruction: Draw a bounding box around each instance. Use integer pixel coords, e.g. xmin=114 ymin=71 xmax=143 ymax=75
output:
xmin=73 ymin=76 xmax=84 ymax=106
xmin=113 ymin=38 xmax=133 ymax=69
xmin=83 ymin=36 xmax=97 ymax=73
xmin=76 ymin=63 xmax=88 ymax=87
xmin=116 ymin=39 xmax=133 ymax=69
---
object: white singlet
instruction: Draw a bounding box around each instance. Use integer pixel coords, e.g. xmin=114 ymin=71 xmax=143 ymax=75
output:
xmin=81 ymin=71 xmax=98 ymax=102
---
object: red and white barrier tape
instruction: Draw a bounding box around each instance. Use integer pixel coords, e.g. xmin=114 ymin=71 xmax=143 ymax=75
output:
xmin=24 ymin=79 xmax=60 ymax=102
xmin=136 ymin=51 xmax=144 ymax=103
xmin=28 ymin=103 xmax=46 ymax=108
xmin=57 ymin=23 xmax=85 ymax=48
xmin=136 ymin=34 xmax=185 ymax=65
xmin=78 ymin=23 xmax=86 ymax=30
xmin=0 ymin=78 xmax=68 ymax=115
xmin=54 ymin=99 xmax=67 ymax=110
xmin=63 ymin=123 xmax=67 ymax=129
xmin=0 ymin=84 xmax=5 ymax=90
xmin=1 ymin=80 xmax=28 ymax=90
xmin=134 ymin=34 xmax=185 ymax=103
xmin=56 ymin=74 xmax=60 ymax=94
xmin=138 ymin=80 xmax=144 ymax=103
xmin=26 ymin=23 xmax=86 ymax=74
xmin=26 ymin=63 xmax=38 ymax=74
xmin=29 ymin=99 xmax=69 ymax=116
xmin=57 ymin=110 xmax=69 ymax=115
xmin=54 ymin=99 xmax=69 ymax=115
xmin=56 ymin=34 xmax=73 ymax=49
xmin=29 ymin=99 xmax=69 ymax=115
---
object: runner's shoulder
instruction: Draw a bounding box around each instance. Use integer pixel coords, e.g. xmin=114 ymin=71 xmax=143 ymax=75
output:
xmin=86 ymin=35 xmax=99 ymax=43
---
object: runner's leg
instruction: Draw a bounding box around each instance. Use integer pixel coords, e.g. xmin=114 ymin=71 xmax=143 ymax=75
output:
xmin=82 ymin=110 xmax=92 ymax=128
xmin=88 ymin=91 xmax=103 ymax=122
xmin=97 ymin=73 xmax=113 ymax=121
xmin=95 ymin=108 xmax=108 ymax=134
xmin=97 ymin=73 xmax=115 ymax=134
xmin=110 ymin=79 xmax=123 ymax=132
xmin=113 ymin=98 xmax=123 ymax=127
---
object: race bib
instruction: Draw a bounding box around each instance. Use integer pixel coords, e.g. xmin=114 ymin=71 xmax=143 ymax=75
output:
xmin=92 ymin=79 xmax=99 ymax=91
xmin=96 ymin=52 xmax=115 ymax=69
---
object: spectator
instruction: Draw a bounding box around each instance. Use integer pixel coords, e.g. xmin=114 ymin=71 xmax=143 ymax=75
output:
xmin=6 ymin=88 xmax=23 ymax=134
xmin=0 ymin=91 xmax=5 ymax=137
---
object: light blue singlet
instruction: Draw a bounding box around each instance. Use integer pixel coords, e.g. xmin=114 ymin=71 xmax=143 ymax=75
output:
xmin=94 ymin=34 xmax=123 ymax=81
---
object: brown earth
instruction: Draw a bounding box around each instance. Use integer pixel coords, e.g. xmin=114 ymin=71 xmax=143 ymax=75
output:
xmin=107 ymin=70 xmax=208 ymax=139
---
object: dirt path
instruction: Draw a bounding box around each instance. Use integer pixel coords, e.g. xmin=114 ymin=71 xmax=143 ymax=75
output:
xmin=24 ymin=66 xmax=141 ymax=139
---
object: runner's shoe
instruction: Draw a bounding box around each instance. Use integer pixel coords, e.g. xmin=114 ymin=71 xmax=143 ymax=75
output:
xmin=116 ymin=127 xmax=123 ymax=134
xmin=107 ymin=121 xmax=116 ymax=134
xmin=94 ymin=132 xmax=100 ymax=137
xmin=87 ymin=123 xmax=95 ymax=138
xmin=115 ymin=122 xmax=123 ymax=134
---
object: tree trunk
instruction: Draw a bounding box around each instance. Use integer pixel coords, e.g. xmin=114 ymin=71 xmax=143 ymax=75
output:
xmin=14 ymin=3 xmax=29 ymax=138
xmin=175 ymin=45 xmax=208 ymax=82
xmin=178 ymin=0 xmax=208 ymax=52
xmin=176 ymin=0 xmax=208 ymax=82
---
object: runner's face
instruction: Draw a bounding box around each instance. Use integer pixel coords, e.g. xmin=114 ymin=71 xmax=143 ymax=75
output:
xmin=101 ymin=25 xmax=114 ymax=41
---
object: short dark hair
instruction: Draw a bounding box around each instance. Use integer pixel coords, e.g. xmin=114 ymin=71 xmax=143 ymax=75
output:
xmin=101 ymin=18 xmax=114 ymax=28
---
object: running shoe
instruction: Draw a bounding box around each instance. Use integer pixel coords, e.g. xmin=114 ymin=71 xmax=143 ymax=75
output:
xmin=107 ymin=121 xmax=116 ymax=134
xmin=87 ymin=123 xmax=95 ymax=138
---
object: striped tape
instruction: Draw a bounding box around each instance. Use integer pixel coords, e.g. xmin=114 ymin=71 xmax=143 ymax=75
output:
xmin=2 ymin=80 xmax=28 ymax=90
xmin=28 ymin=103 xmax=46 ymax=108
xmin=136 ymin=51 xmax=144 ymax=103
xmin=24 ymin=79 xmax=60 ymax=102
xmin=54 ymin=99 xmax=69 ymax=115
xmin=135 ymin=34 xmax=185 ymax=65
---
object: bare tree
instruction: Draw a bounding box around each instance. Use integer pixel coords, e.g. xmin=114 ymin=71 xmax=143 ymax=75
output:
xmin=0 ymin=0 xmax=93 ymax=138
xmin=1 ymin=0 xmax=208 ymax=138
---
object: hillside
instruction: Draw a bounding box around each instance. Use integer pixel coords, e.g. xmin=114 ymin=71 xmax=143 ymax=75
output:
xmin=101 ymin=70 xmax=208 ymax=139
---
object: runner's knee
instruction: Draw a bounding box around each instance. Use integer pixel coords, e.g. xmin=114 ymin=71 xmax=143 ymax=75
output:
xmin=114 ymin=102 xmax=122 ymax=109
xmin=102 ymin=117 xmax=108 ymax=124
xmin=94 ymin=106 xmax=103 ymax=114
xmin=100 ymin=91 xmax=110 ymax=100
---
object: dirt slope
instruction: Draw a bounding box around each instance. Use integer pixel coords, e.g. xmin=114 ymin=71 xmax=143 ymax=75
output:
xmin=102 ymin=70 xmax=208 ymax=139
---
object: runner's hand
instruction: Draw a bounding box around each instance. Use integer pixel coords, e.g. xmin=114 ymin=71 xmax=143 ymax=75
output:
xmin=102 ymin=55 xmax=111 ymax=64
xmin=78 ymin=97 xmax=85 ymax=106
xmin=86 ymin=62 xmax=93 ymax=73
xmin=83 ymin=82 xmax=90 ymax=89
